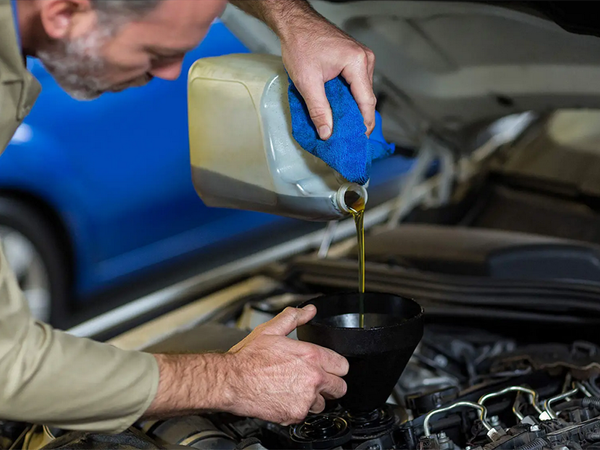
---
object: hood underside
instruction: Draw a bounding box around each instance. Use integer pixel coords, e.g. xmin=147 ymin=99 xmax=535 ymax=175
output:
xmin=222 ymin=1 xmax=600 ymax=147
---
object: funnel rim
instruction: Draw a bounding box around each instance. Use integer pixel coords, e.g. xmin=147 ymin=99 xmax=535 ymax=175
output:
xmin=299 ymin=291 xmax=424 ymax=332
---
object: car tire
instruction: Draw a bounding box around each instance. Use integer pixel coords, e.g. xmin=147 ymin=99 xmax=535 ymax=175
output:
xmin=0 ymin=197 xmax=71 ymax=327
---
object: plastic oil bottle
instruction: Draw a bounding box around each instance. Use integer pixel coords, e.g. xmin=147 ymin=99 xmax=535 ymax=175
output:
xmin=187 ymin=53 xmax=368 ymax=221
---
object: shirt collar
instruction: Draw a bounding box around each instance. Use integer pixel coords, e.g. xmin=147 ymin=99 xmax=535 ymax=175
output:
xmin=10 ymin=0 xmax=21 ymax=50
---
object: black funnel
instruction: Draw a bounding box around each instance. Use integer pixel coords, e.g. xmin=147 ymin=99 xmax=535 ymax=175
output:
xmin=297 ymin=293 xmax=423 ymax=413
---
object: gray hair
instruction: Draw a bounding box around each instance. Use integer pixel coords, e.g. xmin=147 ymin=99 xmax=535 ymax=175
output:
xmin=89 ymin=0 xmax=164 ymax=18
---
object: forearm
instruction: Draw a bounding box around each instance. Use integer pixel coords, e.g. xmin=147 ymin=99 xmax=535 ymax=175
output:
xmin=229 ymin=0 xmax=322 ymax=40
xmin=145 ymin=353 xmax=235 ymax=418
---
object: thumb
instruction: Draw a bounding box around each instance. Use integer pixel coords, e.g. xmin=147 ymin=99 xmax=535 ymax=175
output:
xmin=294 ymin=76 xmax=333 ymax=140
xmin=263 ymin=305 xmax=317 ymax=336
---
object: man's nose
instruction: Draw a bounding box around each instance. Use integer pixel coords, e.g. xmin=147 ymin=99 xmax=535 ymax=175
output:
xmin=150 ymin=60 xmax=184 ymax=81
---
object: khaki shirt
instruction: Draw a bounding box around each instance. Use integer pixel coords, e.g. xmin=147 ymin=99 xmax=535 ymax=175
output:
xmin=0 ymin=0 xmax=159 ymax=433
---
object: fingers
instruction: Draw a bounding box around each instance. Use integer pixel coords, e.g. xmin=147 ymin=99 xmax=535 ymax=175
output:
xmin=367 ymin=48 xmax=376 ymax=85
xmin=317 ymin=347 xmax=349 ymax=377
xmin=309 ymin=394 xmax=326 ymax=414
xmin=341 ymin=55 xmax=377 ymax=137
xmin=261 ymin=305 xmax=317 ymax=337
xmin=320 ymin=373 xmax=347 ymax=401
xmin=296 ymin=304 xmax=317 ymax=326
xmin=293 ymin=74 xmax=334 ymax=140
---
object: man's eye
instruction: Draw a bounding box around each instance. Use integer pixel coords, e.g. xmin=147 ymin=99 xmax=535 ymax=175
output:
xmin=152 ymin=54 xmax=184 ymax=65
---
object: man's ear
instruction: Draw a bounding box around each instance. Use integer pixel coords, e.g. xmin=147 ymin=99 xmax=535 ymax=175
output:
xmin=39 ymin=0 xmax=93 ymax=40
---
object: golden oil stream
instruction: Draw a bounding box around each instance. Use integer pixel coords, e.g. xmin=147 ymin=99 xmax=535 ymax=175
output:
xmin=349 ymin=197 xmax=366 ymax=328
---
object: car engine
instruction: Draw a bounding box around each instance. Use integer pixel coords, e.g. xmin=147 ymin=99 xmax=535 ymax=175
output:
xmin=12 ymin=322 xmax=598 ymax=450
xmin=6 ymin=224 xmax=600 ymax=450
xmin=133 ymin=327 xmax=600 ymax=450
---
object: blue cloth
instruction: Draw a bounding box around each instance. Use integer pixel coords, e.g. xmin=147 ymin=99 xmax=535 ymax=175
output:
xmin=10 ymin=0 xmax=21 ymax=49
xmin=288 ymin=76 xmax=395 ymax=185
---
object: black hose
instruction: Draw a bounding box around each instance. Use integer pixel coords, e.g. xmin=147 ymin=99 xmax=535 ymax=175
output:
xmin=237 ymin=437 xmax=262 ymax=449
xmin=589 ymin=377 xmax=600 ymax=398
xmin=293 ymin=258 xmax=600 ymax=315
xmin=582 ymin=398 xmax=600 ymax=409
xmin=515 ymin=438 xmax=548 ymax=450
xmin=554 ymin=399 xmax=582 ymax=411
xmin=587 ymin=433 xmax=600 ymax=442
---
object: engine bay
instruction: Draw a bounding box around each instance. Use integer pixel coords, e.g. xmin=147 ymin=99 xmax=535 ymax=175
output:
xmin=142 ymin=316 xmax=600 ymax=450
xmin=136 ymin=322 xmax=600 ymax=450
xmin=10 ymin=286 xmax=600 ymax=450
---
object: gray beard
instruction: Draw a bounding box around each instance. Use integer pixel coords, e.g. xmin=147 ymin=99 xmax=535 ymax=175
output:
xmin=37 ymin=25 xmax=152 ymax=100
xmin=37 ymin=26 xmax=113 ymax=100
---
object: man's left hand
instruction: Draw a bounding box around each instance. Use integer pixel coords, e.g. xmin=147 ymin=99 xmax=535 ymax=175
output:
xmin=279 ymin=16 xmax=376 ymax=141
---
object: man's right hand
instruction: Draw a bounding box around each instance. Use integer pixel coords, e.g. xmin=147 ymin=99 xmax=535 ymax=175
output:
xmin=224 ymin=305 xmax=348 ymax=425
xmin=146 ymin=305 xmax=348 ymax=426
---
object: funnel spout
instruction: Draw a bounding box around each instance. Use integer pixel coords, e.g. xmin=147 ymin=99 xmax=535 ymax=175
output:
xmin=297 ymin=293 xmax=423 ymax=413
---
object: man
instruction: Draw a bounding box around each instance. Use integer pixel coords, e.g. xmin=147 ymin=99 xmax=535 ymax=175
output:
xmin=0 ymin=0 xmax=377 ymax=433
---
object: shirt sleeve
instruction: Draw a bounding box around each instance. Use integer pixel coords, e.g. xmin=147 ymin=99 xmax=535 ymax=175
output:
xmin=0 ymin=245 xmax=160 ymax=433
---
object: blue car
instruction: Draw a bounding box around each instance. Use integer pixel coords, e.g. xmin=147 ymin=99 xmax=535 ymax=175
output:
xmin=0 ymin=19 xmax=412 ymax=326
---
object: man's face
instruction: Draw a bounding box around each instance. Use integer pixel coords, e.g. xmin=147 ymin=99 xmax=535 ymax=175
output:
xmin=37 ymin=0 xmax=228 ymax=100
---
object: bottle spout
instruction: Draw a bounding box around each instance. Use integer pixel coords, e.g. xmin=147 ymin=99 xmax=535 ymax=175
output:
xmin=336 ymin=183 xmax=368 ymax=214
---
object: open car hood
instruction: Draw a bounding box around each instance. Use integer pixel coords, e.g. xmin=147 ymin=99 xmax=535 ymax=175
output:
xmin=222 ymin=1 xmax=600 ymax=148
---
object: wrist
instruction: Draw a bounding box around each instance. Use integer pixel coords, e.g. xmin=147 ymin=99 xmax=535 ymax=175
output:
xmin=147 ymin=353 xmax=234 ymax=416
xmin=249 ymin=0 xmax=323 ymax=42
xmin=206 ymin=352 xmax=238 ymax=412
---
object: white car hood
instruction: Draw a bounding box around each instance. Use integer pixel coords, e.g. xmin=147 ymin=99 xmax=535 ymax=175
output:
xmin=222 ymin=1 xmax=600 ymax=147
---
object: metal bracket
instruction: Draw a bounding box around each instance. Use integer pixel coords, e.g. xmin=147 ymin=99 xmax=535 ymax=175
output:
xmin=385 ymin=135 xmax=455 ymax=229
xmin=384 ymin=112 xmax=535 ymax=230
